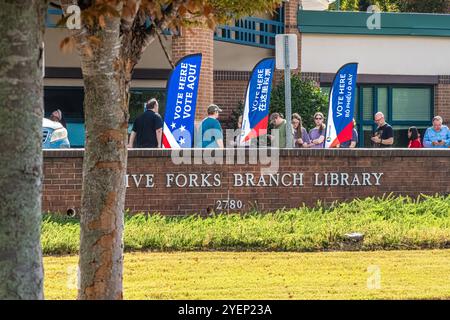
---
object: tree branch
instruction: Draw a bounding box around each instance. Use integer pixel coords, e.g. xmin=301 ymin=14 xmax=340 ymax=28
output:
xmin=122 ymin=1 xmax=184 ymax=72
xmin=152 ymin=21 xmax=175 ymax=69
xmin=121 ymin=0 xmax=142 ymax=33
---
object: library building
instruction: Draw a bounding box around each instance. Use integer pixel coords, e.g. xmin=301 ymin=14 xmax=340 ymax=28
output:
xmin=42 ymin=1 xmax=450 ymax=215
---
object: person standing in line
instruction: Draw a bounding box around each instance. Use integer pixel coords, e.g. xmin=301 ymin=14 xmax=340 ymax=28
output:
xmin=371 ymin=112 xmax=394 ymax=148
xmin=407 ymin=126 xmax=423 ymax=148
xmin=50 ymin=109 xmax=67 ymax=128
xmin=268 ymin=112 xmax=287 ymax=148
xmin=128 ymin=98 xmax=163 ymax=148
xmin=197 ymin=104 xmax=224 ymax=148
xmin=423 ymin=116 xmax=450 ymax=148
xmin=291 ymin=113 xmax=311 ymax=148
xmin=338 ymin=119 xmax=358 ymax=148
xmin=308 ymin=112 xmax=326 ymax=148
xmin=230 ymin=115 xmax=243 ymax=147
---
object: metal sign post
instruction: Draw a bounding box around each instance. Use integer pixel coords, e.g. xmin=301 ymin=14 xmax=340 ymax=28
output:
xmin=276 ymin=34 xmax=298 ymax=148
xmin=283 ymin=36 xmax=293 ymax=148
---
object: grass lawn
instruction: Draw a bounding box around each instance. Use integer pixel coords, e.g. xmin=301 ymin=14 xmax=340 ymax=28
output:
xmin=44 ymin=249 xmax=450 ymax=300
xmin=42 ymin=195 xmax=450 ymax=254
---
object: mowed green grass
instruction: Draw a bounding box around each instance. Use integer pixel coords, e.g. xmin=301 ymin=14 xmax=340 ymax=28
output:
xmin=42 ymin=195 xmax=450 ymax=254
xmin=44 ymin=250 xmax=450 ymax=300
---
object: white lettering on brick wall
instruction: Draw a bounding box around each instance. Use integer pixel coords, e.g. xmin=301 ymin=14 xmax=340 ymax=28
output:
xmin=126 ymin=172 xmax=384 ymax=188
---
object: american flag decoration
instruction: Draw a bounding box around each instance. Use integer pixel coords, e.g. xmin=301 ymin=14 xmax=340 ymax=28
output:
xmin=162 ymin=53 xmax=202 ymax=149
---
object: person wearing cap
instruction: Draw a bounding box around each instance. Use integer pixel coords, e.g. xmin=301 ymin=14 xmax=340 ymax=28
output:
xmin=268 ymin=113 xmax=288 ymax=148
xmin=197 ymin=104 xmax=224 ymax=148
xmin=49 ymin=109 xmax=67 ymax=128
xmin=423 ymin=116 xmax=450 ymax=148
xmin=128 ymin=98 xmax=163 ymax=148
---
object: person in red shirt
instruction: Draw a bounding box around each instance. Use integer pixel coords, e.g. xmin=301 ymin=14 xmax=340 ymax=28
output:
xmin=408 ymin=126 xmax=423 ymax=148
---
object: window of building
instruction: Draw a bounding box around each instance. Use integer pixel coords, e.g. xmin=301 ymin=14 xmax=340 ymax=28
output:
xmin=44 ymin=86 xmax=166 ymax=147
xmin=320 ymin=85 xmax=434 ymax=147
xmin=392 ymin=88 xmax=432 ymax=122
xmin=44 ymin=87 xmax=85 ymax=120
xmin=129 ymin=88 xmax=166 ymax=122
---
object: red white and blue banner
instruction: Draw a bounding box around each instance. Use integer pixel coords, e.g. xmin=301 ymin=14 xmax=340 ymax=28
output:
xmin=325 ymin=63 xmax=358 ymax=148
xmin=239 ymin=58 xmax=275 ymax=146
xmin=162 ymin=54 xmax=202 ymax=149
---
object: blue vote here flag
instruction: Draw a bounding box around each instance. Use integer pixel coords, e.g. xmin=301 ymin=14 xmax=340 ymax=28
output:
xmin=163 ymin=54 xmax=202 ymax=148
xmin=239 ymin=58 xmax=275 ymax=146
xmin=325 ymin=63 xmax=358 ymax=148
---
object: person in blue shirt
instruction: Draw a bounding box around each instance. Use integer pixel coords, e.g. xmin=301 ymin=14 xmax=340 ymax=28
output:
xmin=197 ymin=104 xmax=224 ymax=148
xmin=423 ymin=116 xmax=450 ymax=148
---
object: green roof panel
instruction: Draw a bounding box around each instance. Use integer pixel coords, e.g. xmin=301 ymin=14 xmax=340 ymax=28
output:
xmin=298 ymin=10 xmax=450 ymax=37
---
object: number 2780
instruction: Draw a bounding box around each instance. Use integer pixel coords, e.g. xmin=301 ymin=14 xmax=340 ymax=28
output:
xmin=216 ymin=199 xmax=243 ymax=211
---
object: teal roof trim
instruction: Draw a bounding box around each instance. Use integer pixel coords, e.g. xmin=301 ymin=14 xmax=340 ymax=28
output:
xmin=298 ymin=10 xmax=450 ymax=37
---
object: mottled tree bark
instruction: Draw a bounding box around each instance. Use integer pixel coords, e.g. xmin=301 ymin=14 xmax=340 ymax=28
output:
xmin=62 ymin=0 xmax=279 ymax=300
xmin=0 ymin=0 xmax=46 ymax=300
xmin=60 ymin=0 xmax=162 ymax=299
xmin=77 ymin=6 xmax=129 ymax=300
xmin=69 ymin=0 xmax=160 ymax=299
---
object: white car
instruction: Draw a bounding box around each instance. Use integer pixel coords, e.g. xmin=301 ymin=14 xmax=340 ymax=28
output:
xmin=42 ymin=118 xmax=70 ymax=149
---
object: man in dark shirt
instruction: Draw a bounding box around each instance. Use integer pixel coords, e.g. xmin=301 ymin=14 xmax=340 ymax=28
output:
xmin=128 ymin=98 xmax=163 ymax=148
xmin=371 ymin=112 xmax=394 ymax=148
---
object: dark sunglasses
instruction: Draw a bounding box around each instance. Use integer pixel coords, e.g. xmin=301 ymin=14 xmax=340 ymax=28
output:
xmin=315 ymin=117 xmax=323 ymax=120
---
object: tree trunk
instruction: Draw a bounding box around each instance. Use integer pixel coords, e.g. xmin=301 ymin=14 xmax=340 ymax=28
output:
xmin=77 ymin=9 xmax=130 ymax=300
xmin=0 ymin=0 xmax=46 ymax=299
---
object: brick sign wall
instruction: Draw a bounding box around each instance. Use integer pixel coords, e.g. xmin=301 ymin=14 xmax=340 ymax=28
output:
xmin=43 ymin=149 xmax=450 ymax=216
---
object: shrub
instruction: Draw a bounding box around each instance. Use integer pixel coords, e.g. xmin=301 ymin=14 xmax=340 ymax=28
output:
xmin=269 ymin=75 xmax=328 ymax=130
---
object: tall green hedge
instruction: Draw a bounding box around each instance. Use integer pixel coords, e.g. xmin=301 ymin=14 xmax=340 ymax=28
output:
xmin=269 ymin=75 xmax=328 ymax=131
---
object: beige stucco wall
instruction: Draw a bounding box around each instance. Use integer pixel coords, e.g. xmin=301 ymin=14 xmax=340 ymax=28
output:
xmin=301 ymin=34 xmax=450 ymax=75
xmin=44 ymin=78 xmax=166 ymax=88
xmin=44 ymin=28 xmax=171 ymax=69
xmin=44 ymin=28 xmax=80 ymax=67
xmin=45 ymin=27 xmax=273 ymax=73
xmin=214 ymin=41 xmax=273 ymax=71
xmin=44 ymin=79 xmax=83 ymax=87
xmin=135 ymin=37 xmax=172 ymax=69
